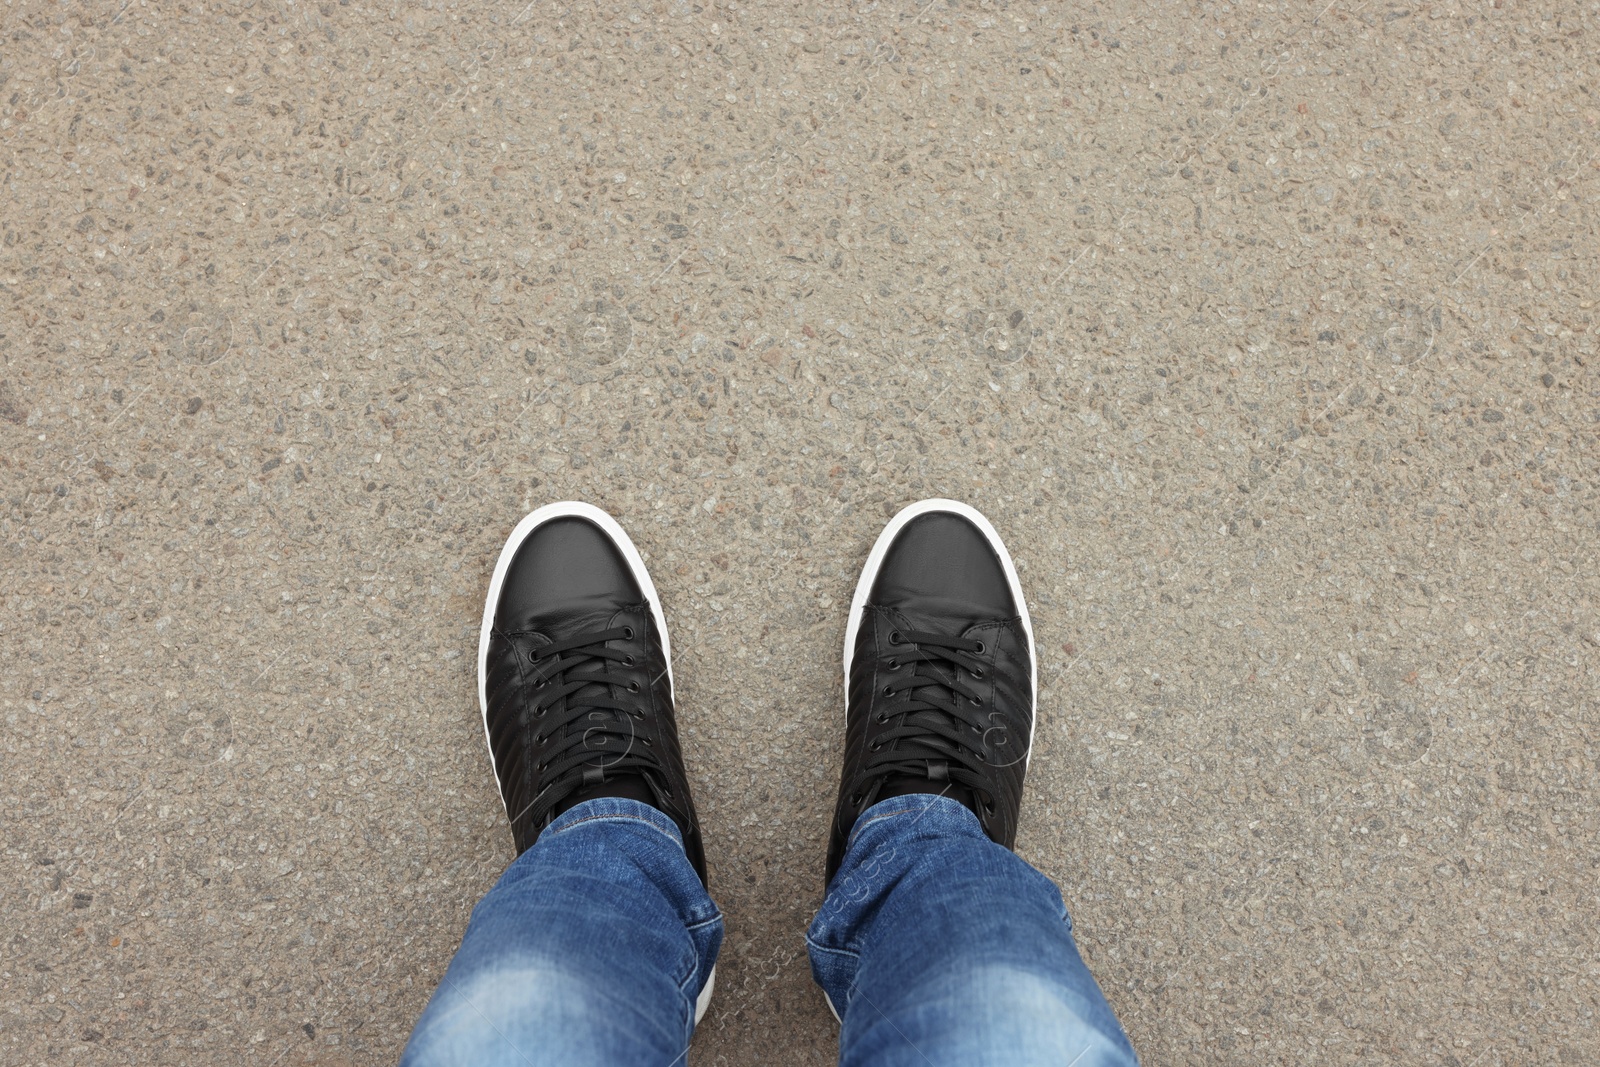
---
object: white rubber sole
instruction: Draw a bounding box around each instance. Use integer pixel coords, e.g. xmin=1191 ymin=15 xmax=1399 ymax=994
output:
xmin=694 ymin=968 xmax=716 ymax=1025
xmin=476 ymin=501 xmax=715 ymax=1024
xmin=841 ymin=498 xmax=1038 ymax=765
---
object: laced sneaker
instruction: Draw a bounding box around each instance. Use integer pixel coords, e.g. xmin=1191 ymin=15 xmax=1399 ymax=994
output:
xmin=826 ymin=498 xmax=1037 ymax=883
xmin=477 ymin=502 xmax=707 ymax=883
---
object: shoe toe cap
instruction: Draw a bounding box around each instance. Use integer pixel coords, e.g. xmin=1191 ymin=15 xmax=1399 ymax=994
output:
xmin=496 ymin=517 xmax=642 ymax=631
xmin=868 ymin=511 xmax=1016 ymax=619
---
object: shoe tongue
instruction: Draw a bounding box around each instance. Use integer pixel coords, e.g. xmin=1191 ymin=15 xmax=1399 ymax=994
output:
xmin=550 ymin=771 xmax=656 ymax=820
xmin=534 ymin=609 xmax=631 ymax=722
xmin=889 ymin=620 xmax=965 ymax=696
xmin=877 ymin=772 xmax=976 ymax=813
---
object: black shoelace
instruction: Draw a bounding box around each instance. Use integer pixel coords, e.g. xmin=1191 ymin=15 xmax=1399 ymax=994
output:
xmin=510 ymin=625 xmax=670 ymax=827
xmin=855 ymin=628 xmax=1005 ymax=812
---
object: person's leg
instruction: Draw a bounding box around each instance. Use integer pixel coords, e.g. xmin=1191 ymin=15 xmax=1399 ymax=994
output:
xmin=808 ymin=795 xmax=1135 ymax=1067
xmin=814 ymin=499 xmax=1137 ymax=1066
xmin=404 ymin=502 xmax=719 ymax=1066
xmin=402 ymin=797 xmax=720 ymax=1067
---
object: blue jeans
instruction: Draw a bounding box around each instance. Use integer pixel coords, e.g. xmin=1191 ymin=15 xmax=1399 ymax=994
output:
xmin=401 ymin=795 xmax=1137 ymax=1066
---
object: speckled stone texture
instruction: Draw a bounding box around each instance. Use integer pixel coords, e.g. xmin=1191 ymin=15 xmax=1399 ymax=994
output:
xmin=2 ymin=1 xmax=1597 ymax=1064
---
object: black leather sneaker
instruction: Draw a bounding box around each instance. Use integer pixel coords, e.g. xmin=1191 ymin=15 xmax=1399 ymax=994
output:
xmin=477 ymin=502 xmax=707 ymax=883
xmin=826 ymin=499 xmax=1037 ymax=883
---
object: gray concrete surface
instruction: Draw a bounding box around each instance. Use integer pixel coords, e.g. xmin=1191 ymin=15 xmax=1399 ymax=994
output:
xmin=2 ymin=1 xmax=1597 ymax=1063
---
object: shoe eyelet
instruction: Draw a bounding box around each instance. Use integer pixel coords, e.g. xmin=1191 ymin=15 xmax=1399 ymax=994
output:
xmin=624 ymin=655 xmax=636 ymax=667
xmin=887 ymin=659 xmax=899 ymax=671
xmin=874 ymin=713 xmax=888 ymax=724
xmin=850 ymin=792 xmax=863 ymax=806
xmin=888 ymin=630 xmax=902 ymax=645
xmin=627 ymin=681 xmax=641 ymax=693
xmin=974 ymin=641 xmax=987 ymax=654
xmin=971 ymin=697 xmax=983 ymax=707
xmin=883 ymin=685 xmax=895 ymax=696
xmin=869 ymin=741 xmax=882 ymax=752
xmin=972 ymin=666 xmax=985 ymax=678
xmin=622 ymin=626 xmax=635 ymax=640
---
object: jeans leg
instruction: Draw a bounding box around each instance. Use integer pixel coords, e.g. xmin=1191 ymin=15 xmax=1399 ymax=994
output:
xmin=401 ymin=798 xmax=722 ymax=1067
xmin=807 ymin=795 xmax=1138 ymax=1067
